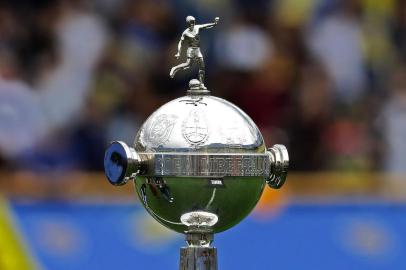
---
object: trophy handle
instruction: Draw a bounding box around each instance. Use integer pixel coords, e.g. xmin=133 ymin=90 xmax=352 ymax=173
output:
xmin=104 ymin=141 xmax=140 ymax=186
xmin=266 ymin=144 xmax=289 ymax=189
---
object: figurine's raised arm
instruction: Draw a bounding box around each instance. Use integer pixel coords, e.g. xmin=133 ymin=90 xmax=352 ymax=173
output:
xmin=198 ymin=17 xmax=220 ymax=29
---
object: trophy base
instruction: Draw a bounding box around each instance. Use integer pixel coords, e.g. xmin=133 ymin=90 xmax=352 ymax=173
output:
xmin=180 ymin=246 xmax=217 ymax=270
xmin=180 ymin=232 xmax=217 ymax=270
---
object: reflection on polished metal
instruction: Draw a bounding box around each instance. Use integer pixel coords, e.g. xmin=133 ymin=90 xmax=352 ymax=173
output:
xmin=104 ymin=15 xmax=289 ymax=270
xmin=181 ymin=211 xmax=218 ymax=229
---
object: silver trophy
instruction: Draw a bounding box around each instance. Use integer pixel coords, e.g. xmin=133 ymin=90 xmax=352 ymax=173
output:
xmin=104 ymin=16 xmax=289 ymax=270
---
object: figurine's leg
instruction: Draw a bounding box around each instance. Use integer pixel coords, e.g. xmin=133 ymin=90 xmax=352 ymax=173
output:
xmin=170 ymin=58 xmax=192 ymax=78
xmin=197 ymin=57 xmax=206 ymax=89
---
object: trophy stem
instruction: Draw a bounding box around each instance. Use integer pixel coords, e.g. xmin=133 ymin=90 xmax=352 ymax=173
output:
xmin=179 ymin=233 xmax=218 ymax=270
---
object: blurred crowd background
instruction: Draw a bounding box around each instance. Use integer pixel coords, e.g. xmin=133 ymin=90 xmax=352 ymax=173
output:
xmin=1 ymin=0 xmax=406 ymax=173
xmin=1 ymin=1 xmax=406 ymax=270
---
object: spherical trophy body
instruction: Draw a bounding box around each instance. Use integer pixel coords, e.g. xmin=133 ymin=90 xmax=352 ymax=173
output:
xmin=133 ymin=94 xmax=266 ymax=233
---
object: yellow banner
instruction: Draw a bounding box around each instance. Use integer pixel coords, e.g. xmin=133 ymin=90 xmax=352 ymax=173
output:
xmin=0 ymin=197 xmax=38 ymax=270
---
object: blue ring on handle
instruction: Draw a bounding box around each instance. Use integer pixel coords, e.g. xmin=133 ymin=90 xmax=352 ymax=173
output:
xmin=104 ymin=142 xmax=128 ymax=185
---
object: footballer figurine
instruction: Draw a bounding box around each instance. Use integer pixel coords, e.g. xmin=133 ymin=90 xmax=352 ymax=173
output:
xmin=170 ymin=16 xmax=220 ymax=90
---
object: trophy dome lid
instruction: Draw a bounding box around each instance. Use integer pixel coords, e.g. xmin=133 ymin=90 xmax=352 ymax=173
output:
xmin=134 ymin=94 xmax=265 ymax=154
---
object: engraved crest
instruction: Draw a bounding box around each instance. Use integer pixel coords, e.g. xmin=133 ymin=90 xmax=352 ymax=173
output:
xmin=219 ymin=119 xmax=247 ymax=146
xmin=148 ymin=114 xmax=177 ymax=146
xmin=182 ymin=109 xmax=208 ymax=146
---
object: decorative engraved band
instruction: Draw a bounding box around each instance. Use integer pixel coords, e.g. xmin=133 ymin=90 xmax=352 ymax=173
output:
xmin=139 ymin=153 xmax=270 ymax=177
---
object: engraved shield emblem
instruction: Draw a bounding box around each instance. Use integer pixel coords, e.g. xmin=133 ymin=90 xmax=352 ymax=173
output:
xmin=182 ymin=109 xmax=208 ymax=146
xmin=148 ymin=114 xmax=177 ymax=146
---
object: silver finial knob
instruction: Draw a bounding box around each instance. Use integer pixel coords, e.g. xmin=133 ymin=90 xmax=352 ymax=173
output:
xmin=187 ymin=79 xmax=210 ymax=95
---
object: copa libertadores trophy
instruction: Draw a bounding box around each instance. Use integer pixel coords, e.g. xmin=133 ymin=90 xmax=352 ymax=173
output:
xmin=104 ymin=16 xmax=289 ymax=270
